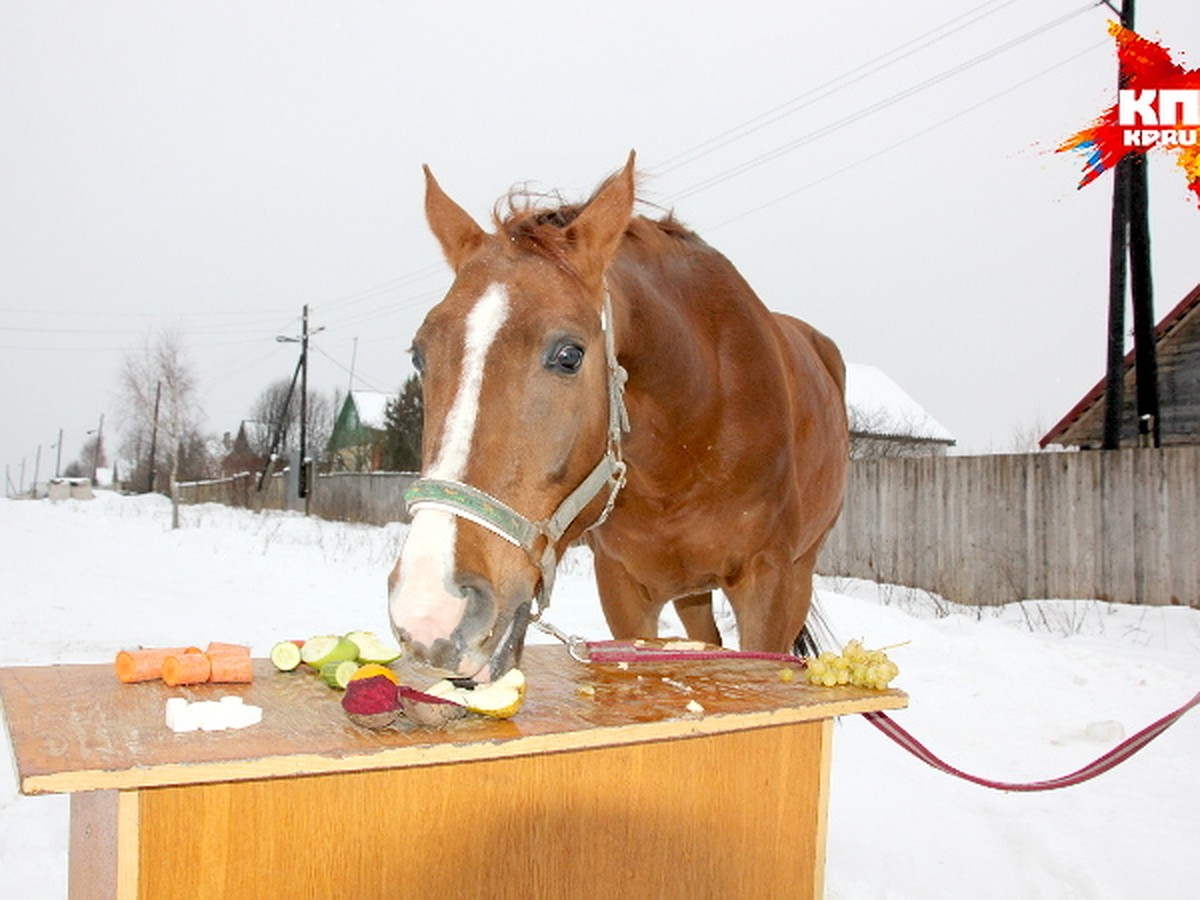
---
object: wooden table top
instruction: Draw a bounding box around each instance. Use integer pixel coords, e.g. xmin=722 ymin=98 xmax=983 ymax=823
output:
xmin=0 ymin=645 xmax=906 ymax=795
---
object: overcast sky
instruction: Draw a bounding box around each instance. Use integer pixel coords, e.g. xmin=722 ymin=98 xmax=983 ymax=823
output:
xmin=3 ymin=1 xmax=1199 ymax=486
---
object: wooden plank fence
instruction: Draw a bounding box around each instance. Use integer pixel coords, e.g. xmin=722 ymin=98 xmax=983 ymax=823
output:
xmin=181 ymin=449 xmax=1199 ymax=608
xmin=177 ymin=471 xmax=417 ymax=527
xmin=818 ymin=447 xmax=1200 ymax=607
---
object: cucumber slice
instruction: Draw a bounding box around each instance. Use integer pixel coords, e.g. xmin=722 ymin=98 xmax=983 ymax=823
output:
xmin=269 ymin=640 xmax=303 ymax=672
xmin=320 ymin=659 xmax=361 ymax=689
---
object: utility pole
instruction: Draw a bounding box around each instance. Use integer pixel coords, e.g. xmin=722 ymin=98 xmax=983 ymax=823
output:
xmin=257 ymin=354 xmax=301 ymax=492
xmin=1128 ymin=150 xmax=1160 ymax=447
xmin=273 ymin=307 xmax=323 ymax=507
xmin=147 ymin=381 xmax=161 ymax=493
xmin=90 ymin=413 xmax=105 ymax=483
xmin=54 ymin=428 xmax=63 ymax=478
xmin=300 ymin=304 xmax=310 ymax=504
xmin=31 ymin=445 xmax=41 ymax=498
xmin=1102 ymin=0 xmax=1159 ymax=449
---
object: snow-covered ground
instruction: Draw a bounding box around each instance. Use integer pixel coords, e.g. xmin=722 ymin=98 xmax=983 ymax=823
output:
xmin=2 ymin=494 xmax=1198 ymax=898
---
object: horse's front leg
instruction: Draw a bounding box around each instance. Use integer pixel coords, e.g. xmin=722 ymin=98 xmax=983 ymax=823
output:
xmin=725 ymin=544 xmax=820 ymax=654
xmin=672 ymin=591 xmax=722 ymax=645
xmin=591 ymin=551 xmax=663 ymax=640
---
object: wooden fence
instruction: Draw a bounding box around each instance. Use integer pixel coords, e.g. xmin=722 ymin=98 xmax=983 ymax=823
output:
xmin=818 ymin=447 xmax=1199 ymax=607
xmin=180 ymin=448 xmax=1199 ymax=608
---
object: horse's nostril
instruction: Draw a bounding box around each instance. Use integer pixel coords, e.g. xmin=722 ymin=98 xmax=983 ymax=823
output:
xmin=455 ymin=574 xmax=494 ymax=620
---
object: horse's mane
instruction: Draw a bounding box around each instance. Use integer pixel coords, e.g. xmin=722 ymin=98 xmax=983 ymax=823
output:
xmin=493 ymin=175 xmax=704 ymax=276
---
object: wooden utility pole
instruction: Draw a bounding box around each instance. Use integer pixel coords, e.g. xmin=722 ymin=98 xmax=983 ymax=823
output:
xmin=1102 ymin=0 xmax=1160 ymax=448
xmin=147 ymin=381 xmax=161 ymax=493
xmin=270 ymin=306 xmax=322 ymax=508
xmin=300 ymin=304 xmax=310 ymax=503
xmin=1128 ymin=151 xmax=1160 ymax=446
xmin=257 ymin=355 xmax=301 ymax=492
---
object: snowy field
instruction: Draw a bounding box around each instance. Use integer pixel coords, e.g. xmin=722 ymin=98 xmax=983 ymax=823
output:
xmin=2 ymin=493 xmax=1199 ymax=898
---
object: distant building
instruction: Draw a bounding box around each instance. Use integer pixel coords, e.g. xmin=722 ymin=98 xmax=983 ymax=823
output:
xmin=1041 ymin=283 xmax=1200 ymax=449
xmin=846 ymin=364 xmax=956 ymax=458
xmin=328 ymin=391 xmax=396 ymax=472
xmin=222 ymin=420 xmax=271 ymax=477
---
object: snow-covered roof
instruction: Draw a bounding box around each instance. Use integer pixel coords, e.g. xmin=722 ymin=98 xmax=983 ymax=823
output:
xmin=845 ymin=363 xmax=955 ymax=443
xmin=350 ymin=391 xmax=395 ymax=431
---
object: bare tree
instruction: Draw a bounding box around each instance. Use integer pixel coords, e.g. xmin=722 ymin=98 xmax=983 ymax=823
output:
xmin=118 ymin=330 xmax=211 ymax=492
xmin=849 ymin=406 xmax=951 ymax=459
xmin=249 ymin=379 xmax=335 ymax=466
xmin=63 ymin=434 xmax=106 ymax=480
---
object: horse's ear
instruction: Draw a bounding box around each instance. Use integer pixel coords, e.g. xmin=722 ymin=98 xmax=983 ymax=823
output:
xmin=564 ymin=151 xmax=636 ymax=288
xmin=424 ymin=165 xmax=487 ymax=272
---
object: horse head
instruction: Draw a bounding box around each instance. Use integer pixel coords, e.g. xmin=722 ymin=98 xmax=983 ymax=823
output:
xmin=388 ymin=153 xmax=636 ymax=682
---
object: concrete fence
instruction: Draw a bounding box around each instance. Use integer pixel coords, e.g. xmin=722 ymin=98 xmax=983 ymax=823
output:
xmin=818 ymin=447 xmax=1200 ymax=607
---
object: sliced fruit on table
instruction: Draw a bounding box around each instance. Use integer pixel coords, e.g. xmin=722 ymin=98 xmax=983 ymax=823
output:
xmin=344 ymin=630 xmax=402 ymax=664
xmin=300 ymin=635 xmax=359 ymax=670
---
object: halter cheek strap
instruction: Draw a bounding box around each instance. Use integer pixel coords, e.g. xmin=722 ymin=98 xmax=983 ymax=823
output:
xmin=403 ymin=287 xmax=629 ymax=614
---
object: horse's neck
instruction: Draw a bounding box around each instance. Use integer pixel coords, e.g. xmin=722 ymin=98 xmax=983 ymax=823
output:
xmin=609 ymin=251 xmax=769 ymax=480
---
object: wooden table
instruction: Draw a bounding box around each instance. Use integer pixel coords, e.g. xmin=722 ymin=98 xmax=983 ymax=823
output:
xmin=0 ymin=645 xmax=905 ymax=899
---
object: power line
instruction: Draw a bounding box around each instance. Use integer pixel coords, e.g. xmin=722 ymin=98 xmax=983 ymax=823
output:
xmin=650 ymin=0 xmax=1020 ymax=178
xmin=312 ymin=345 xmax=392 ymax=394
xmin=706 ymin=39 xmax=1110 ymax=231
xmin=663 ymin=1 xmax=1105 ymax=206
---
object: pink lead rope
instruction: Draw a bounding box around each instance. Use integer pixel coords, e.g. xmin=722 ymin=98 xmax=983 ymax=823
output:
xmin=861 ymin=688 xmax=1200 ymax=792
xmin=555 ymin=631 xmax=1200 ymax=792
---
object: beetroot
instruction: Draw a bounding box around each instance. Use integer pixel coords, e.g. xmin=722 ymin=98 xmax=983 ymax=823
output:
xmin=342 ymin=674 xmax=401 ymax=729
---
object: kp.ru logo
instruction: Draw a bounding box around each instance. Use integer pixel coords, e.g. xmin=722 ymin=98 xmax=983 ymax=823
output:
xmin=1118 ymin=89 xmax=1199 ymax=147
xmin=1059 ymin=22 xmax=1200 ymax=207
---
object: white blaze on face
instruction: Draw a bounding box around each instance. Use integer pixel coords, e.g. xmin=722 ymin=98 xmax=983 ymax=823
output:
xmin=390 ymin=284 xmax=511 ymax=649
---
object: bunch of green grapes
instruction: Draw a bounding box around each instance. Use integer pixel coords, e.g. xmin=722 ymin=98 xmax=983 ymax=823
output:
xmin=805 ymin=639 xmax=900 ymax=690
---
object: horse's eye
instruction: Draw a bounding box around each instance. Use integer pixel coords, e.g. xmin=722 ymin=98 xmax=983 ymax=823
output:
xmin=548 ymin=341 xmax=585 ymax=375
xmin=410 ymin=345 xmax=426 ymax=376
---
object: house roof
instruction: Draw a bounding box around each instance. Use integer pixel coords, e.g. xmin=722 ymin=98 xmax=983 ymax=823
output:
xmin=237 ymin=420 xmax=271 ymax=446
xmin=845 ymin=363 xmax=955 ymax=444
xmin=1039 ymin=282 xmax=1200 ymax=448
xmin=349 ymin=391 xmax=394 ymax=431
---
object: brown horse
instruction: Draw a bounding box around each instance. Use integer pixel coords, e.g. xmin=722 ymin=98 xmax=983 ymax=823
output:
xmin=388 ymin=152 xmax=848 ymax=682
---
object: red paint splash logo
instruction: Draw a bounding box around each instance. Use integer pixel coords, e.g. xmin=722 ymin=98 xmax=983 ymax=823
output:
xmin=1059 ymin=22 xmax=1200 ymax=207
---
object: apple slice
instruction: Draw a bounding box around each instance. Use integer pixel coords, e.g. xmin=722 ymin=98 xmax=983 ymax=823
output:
xmin=345 ymin=630 xmax=402 ymax=664
xmin=460 ymin=669 xmax=527 ymax=719
xmin=300 ymin=635 xmax=358 ymax=670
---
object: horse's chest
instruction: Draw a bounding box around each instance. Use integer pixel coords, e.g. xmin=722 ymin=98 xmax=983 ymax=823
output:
xmin=589 ymin=507 xmax=758 ymax=595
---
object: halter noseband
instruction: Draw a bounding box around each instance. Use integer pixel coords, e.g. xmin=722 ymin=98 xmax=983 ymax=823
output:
xmin=403 ymin=287 xmax=630 ymax=614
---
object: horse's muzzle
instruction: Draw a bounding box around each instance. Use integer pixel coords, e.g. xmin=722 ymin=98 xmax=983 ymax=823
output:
xmin=391 ymin=587 xmax=532 ymax=684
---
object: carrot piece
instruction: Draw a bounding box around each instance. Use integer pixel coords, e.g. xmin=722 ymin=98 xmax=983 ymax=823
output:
xmin=205 ymin=641 xmax=251 ymax=657
xmin=114 ymin=646 xmax=202 ymax=683
xmin=207 ymin=652 xmax=254 ymax=684
xmin=162 ymin=653 xmax=212 ymax=686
